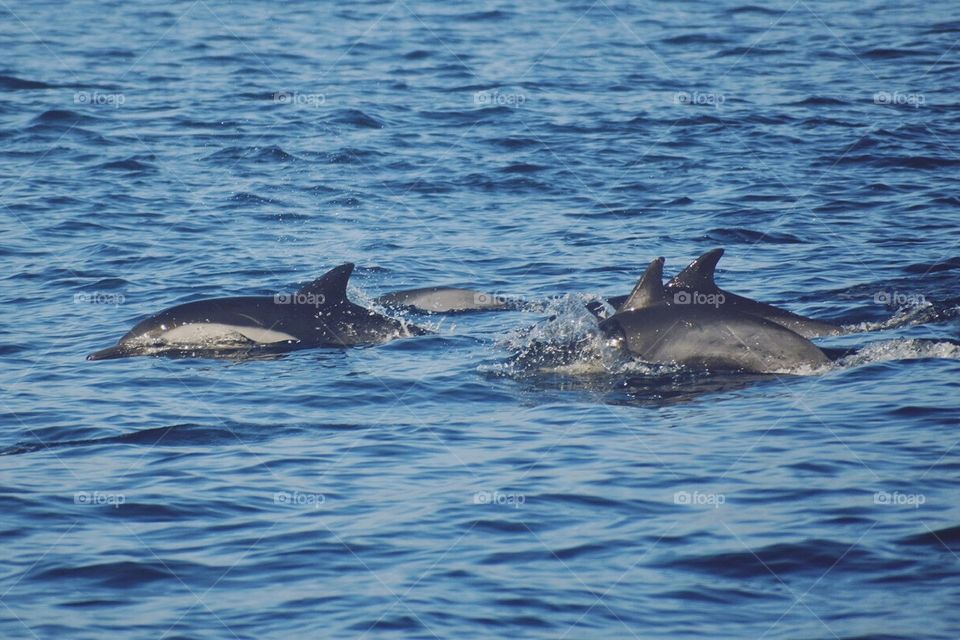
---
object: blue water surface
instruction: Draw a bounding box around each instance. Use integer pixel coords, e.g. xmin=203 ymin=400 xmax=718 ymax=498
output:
xmin=2 ymin=0 xmax=960 ymax=638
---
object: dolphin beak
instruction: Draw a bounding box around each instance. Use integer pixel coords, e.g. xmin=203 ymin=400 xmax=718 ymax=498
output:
xmin=86 ymin=345 xmax=128 ymax=361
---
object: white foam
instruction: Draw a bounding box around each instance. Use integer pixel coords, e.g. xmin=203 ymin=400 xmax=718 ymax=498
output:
xmin=836 ymin=338 xmax=960 ymax=368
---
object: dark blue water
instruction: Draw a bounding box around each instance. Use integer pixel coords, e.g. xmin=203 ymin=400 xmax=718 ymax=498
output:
xmin=3 ymin=1 xmax=960 ymax=638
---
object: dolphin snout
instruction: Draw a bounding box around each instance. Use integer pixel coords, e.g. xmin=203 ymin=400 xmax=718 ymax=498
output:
xmin=86 ymin=345 xmax=128 ymax=361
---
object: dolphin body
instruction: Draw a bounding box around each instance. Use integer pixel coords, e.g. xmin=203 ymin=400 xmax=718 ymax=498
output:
xmin=598 ymin=257 xmax=830 ymax=373
xmin=599 ymin=249 xmax=844 ymax=338
xmin=375 ymin=287 xmax=513 ymax=313
xmin=87 ymin=263 xmax=428 ymax=361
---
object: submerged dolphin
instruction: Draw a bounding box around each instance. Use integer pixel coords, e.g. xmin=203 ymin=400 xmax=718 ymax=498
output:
xmin=375 ymin=287 xmax=513 ymax=313
xmin=598 ymin=257 xmax=830 ymax=373
xmin=598 ymin=249 xmax=844 ymax=338
xmin=87 ymin=263 xmax=428 ymax=361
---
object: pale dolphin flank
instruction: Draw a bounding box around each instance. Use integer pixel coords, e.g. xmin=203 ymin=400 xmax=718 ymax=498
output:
xmin=599 ymin=249 xmax=844 ymax=338
xmin=375 ymin=287 xmax=513 ymax=313
xmin=87 ymin=263 xmax=429 ymax=361
xmin=598 ymin=257 xmax=830 ymax=373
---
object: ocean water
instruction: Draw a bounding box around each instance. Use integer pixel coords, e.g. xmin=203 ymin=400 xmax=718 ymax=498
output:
xmin=2 ymin=0 xmax=960 ymax=638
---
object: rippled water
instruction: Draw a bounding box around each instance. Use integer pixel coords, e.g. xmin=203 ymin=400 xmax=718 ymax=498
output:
xmin=2 ymin=1 xmax=960 ymax=638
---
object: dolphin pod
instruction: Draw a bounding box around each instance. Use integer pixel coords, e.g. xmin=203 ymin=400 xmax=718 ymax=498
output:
xmin=87 ymin=249 xmax=868 ymax=372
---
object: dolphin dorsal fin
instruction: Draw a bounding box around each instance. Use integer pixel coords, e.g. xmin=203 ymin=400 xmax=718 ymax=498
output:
xmin=297 ymin=263 xmax=354 ymax=303
xmin=667 ymin=248 xmax=723 ymax=291
xmin=619 ymin=257 xmax=666 ymax=312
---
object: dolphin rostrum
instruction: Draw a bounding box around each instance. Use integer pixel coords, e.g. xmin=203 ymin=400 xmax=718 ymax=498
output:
xmin=599 ymin=249 xmax=844 ymax=338
xmin=87 ymin=263 xmax=428 ymax=361
xmin=598 ymin=257 xmax=830 ymax=373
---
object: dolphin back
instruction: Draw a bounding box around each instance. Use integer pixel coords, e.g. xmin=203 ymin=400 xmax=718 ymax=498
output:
xmin=601 ymin=305 xmax=829 ymax=373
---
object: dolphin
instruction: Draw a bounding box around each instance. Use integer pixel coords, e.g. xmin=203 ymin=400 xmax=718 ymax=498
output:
xmin=87 ymin=263 xmax=428 ymax=361
xmin=596 ymin=249 xmax=844 ymax=338
xmin=598 ymin=257 xmax=830 ymax=373
xmin=375 ymin=287 xmax=514 ymax=313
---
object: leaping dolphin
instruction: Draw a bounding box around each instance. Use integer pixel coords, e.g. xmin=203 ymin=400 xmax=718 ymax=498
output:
xmin=598 ymin=249 xmax=844 ymax=338
xmin=87 ymin=263 xmax=428 ymax=361
xmin=598 ymin=257 xmax=830 ymax=373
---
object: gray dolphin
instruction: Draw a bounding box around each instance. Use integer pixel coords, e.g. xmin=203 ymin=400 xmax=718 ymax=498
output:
xmin=375 ymin=287 xmax=513 ymax=313
xmin=598 ymin=249 xmax=844 ymax=338
xmin=665 ymin=248 xmax=844 ymax=338
xmin=598 ymin=257 xmax=830 ymax=373
xmin=87 ymin=263 xmax=428 ymax=361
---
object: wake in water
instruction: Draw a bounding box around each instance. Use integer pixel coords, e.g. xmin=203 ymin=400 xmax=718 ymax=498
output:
xmin=843 ymin=298 xmax=960 ymax=334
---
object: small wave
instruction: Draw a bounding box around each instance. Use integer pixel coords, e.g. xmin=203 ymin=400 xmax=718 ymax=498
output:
xmin=30 ymin=109 xmax=97 ymax=125
xmin=835 ymin=155 xmax=960 ymax=169
xmin=789 ymin=96 xmax=849 ymax=106
xmin=718 ymin=46 xmax=784 ymax=57
xmin=0 ymin=74 xmax=55 ymax=90
xmin=671 ymin=114 xmax=726 ymax=126
xmin=324 ymin=108 xmax=384 ymax=129
xmin=228 ymin=191 xmax=278 ymax=206
xmin=325 ymin=195 xmax=362 ymax=207
xmin=924 ymin=20 xmax=960 ymax=34
xmin=667 ymin=538 xmax=879 ymax=578
xmin=861 ymin=48 xmax=929 ymax=59
xmin=727 ymin=5 xmax=782 ymax=16
xmin=0 ymin=423 xmax=261 ymax=456
xmin=703 ymin=227 xmax=804 ymax=244
xmin=326 ymin=147 xmax=383 ymax=164
xmin=98 ymin=156 xmax=156 ymax=172
xmin=206 ymin=145 xmax=299 ymax=163
xmin=486 ymin=136 xmax=542 ymax=150
xmin=461 ymin=9 xmax=511 ymax=20
xmin=904 ymin=257 xmax=960 ymax=274
xmin=499 ymin=163 xmax=548 ymax=174
xmin=403 ymin=49 xmax=432 ymax=60
xmin=900 ymin=524 xmax=960 ymax=550
xmin=32 ymin=561 xmax=177 ymax=588
xmin=660 ymin=33 xmax=732 ymax=45
xmin=801 ymin=116 xmax=858 ymax=128
xmin=419 ymin=108 xmax=512 ymax=126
